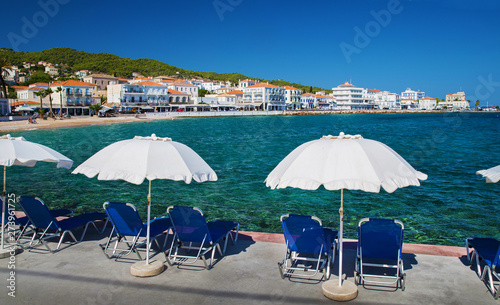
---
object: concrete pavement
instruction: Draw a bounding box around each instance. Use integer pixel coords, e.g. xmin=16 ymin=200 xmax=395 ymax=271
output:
xmin=0 ymin=228 xmax=497 ymax=305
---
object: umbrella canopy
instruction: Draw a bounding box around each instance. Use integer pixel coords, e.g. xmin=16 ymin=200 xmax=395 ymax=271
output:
xmin=0 ymin=134 xmax=73 ymax=169
xmin=266 ymin=133 xmax=427 ymax=192
xmin=477 ymin=165 xmax=500 ymax=183
xmin=72 ymin=134 xmax=217 ymax=265
xmin=0 ymin=134 xmax=73 ymax=251
xmin=265 ymin=132 xmax=427 ymax=288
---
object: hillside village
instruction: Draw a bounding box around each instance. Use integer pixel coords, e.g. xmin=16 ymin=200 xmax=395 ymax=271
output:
xmin=0 ymin=60 xmax=471 ymax=116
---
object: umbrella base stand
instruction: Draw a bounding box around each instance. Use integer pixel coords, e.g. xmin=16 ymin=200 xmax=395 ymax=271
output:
xmin=0 ymin=246 xmax=22 ymax=259
xmin=130 ymin=260 xmax=165 ymax=277
xmin=322 ymin=278 xmax=358 ymax=301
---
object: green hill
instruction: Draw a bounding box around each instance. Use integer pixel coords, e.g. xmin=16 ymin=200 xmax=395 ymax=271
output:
xmin=0 ymin=47 xmax=329 ymax=93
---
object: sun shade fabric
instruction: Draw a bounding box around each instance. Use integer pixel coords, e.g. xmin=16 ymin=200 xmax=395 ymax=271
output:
xmin=477 ymin=165 xmax=500 ymax=183
xmin=265 ymin=133 xmax=427 ymax=193
xmin=0 ymin=134 xmax=73 ymax=169
xmin=71 ymin=135 xmax=217 ymax=185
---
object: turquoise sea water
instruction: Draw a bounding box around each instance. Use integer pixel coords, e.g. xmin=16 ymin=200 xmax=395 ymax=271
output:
xmin=3 ymin=112 xmax=500 ymax=246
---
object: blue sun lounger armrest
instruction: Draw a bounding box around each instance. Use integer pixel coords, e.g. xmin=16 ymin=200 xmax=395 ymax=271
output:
xmin=466 ymin=237 xmax=500 ymax=299
xmin=166 ymin=205 xmax=239 ymax=269
xmin=100 ymin=202 xmax=171 ymax=260
xmin=278 ymin=214 xmax=338 ymax=280
xmin=355 ymin=218 xmax=405 ymax=290
xmin=18 ymin=196 xmax=107 ymax=253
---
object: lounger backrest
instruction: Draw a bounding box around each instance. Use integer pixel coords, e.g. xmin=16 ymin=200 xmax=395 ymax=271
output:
xmin=359 ymin=218 xmax=403 ymax=260
xmin=19 ymin=196 xmax=59 ymax=230
xmin=168 ymin=206 xmax=212 ymax=244
xmin=281 ymin=214 xmax=327 ymax=255
xmin=104 ymin=202 xmax=143 ymax=237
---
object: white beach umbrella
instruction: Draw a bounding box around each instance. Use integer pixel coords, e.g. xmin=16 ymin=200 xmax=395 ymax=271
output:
xmin=477 ymin=165 xmax=500 ymax=183
xmin=72 ymin=134 xmax=217 ymax=267
xmin=0 ymin=134 xmax=73 ymax=253
xmin=265 ymin=132 xmax=427 ymax=298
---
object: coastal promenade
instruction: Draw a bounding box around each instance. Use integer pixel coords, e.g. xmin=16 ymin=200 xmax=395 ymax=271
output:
xmin=1 ymin=226 xmax=497 ymax=305
xmin=0 ymin=109 xmax=486 ymax=133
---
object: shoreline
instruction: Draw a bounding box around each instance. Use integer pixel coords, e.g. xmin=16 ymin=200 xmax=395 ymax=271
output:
xmin=0 ymin=109 xmax=494 ymax=133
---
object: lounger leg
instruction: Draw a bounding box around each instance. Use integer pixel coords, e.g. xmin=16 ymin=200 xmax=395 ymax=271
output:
xmin=57 ymin=230 xmax=78 ymax=250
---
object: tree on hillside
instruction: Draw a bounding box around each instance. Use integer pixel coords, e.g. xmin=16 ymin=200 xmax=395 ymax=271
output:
xmin=0 ymin=56 xmax=10 ymax=98
xmin=21 ymin=71 xmax=52 ymax=85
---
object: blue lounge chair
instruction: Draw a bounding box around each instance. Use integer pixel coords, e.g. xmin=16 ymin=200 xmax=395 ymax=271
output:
xmin=18 ymin=196 xmax=107 ymax=253
xmin=1 ymin=196 xmax=72 ymax=241
xmin=101 ymin=202 xmax=172 ymax=260
xmin=166 ymin=206 xmax=239 ymax=269
xmin=278 ymin=214 xmax=337 ymax=280
xmin=355 ymin=218 xmax=405 ymax=290
xmin=466 ymin=237 xmax=500 ymax=299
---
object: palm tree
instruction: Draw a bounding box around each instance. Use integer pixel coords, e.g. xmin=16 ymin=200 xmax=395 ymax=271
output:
xmin=0 ymin=57 xmax=10 ymax=99
xmin=55 ymin=86 xmax=63 ymax=117
xmin=89 ymin=103 xmax=103 ymax=116
xmin=34 ymin=90 xmax=48 ymax=119
xmin=44 ymin=88 xmax=55 ymax=118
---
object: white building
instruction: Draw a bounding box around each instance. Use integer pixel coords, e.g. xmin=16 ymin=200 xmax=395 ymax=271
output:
xmin=242 ymin=83 xmax=286 ymax=111
xmin=300 ymin=93 xmax=318 ymax=109
xmin=107 ymin=81 xmax=170 ymax=112
xmin=418 ymin=97 xmax=437 ymax=110
xmin=45 ymin=66 xmax=59 ymax=76
xmin=400 ymin=99 xmax=418 ymax=110
xmin=367 ymin=89 xmax=400 ymax=109
xmin=49 ymin=80 xmax=96 ymax=115
xmin=238 ymin=79 xmax=258 ymax=90
xmin=401 ymin=88 xmax=425 ymax=101
xmin=283 ymin=86 xmax=302 ymax=110
xmin=444 ymin=91 xmax=469 ymax=109
xmin=331 ymin=82 xmax=374 ymax=110
xmin=167 ymin=81 xmax=198 ymax=102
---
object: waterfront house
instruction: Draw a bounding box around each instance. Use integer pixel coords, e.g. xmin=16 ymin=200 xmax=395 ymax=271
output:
xmin=283 ymin=86 xmax=302 ymax=110
xmin=107 ymin=82 xmax=170 ymax=112
xmin=418 ymin=97 xmax=437 ymax=110
xmin=401 ymin=88 xmax=425 ymax=101
xmin=243 ymin=83 xmax=286 ymax=111
xmin=331 ymin=82 xmax=374 ymax=110
xmin=400 ymin=98 xmax=418 ymax=110
xmin=444 ymin=91 xmax=469 ymax=109
xmin=367 ymin=89 xmax=400 ymax=109
xmin=49 ymin=80 xmax=96 ymax=115
xmin=167 ymin=81 xmax=199 ymax=103
xmin=300 ymin=93 xmax=317 ymax=109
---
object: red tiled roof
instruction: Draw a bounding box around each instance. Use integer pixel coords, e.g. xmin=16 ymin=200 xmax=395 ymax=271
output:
xmin=366 ymin=89 xmax=380 ymax=92
xmin=167 ymin=89 xmax=188 ymax=95
xmin=227 ymin=90 xmax=243 ymax=95
xmin=283 ymin=86 xmax=298 ymax=90
xmin=247 ymin=83 xmax=281 ymax=89
xmin=50 ymin=80 xmax=94 ymax=87
xmin=135 ymin=81 xmax=166 ymax=87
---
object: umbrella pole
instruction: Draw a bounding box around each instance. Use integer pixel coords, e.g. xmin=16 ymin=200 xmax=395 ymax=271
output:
xmin=1 ymin=166 xmax=5 ymax=250
xmin=146 ymin=180 xmax=152 ymax=265
xmin=338 ymin=188 xmax=344 ymax=287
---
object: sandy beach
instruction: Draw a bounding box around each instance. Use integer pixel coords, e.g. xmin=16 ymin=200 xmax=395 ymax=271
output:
xmin=0 ymin=115 xmax=155 ymax=133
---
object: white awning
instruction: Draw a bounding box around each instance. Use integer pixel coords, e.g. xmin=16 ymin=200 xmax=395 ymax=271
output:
xmin=14 ymin=106 xmax=35 ymax=112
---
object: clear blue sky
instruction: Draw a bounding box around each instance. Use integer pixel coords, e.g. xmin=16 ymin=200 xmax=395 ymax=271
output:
xmin=2 ymin=0 xmax=500 ymax=106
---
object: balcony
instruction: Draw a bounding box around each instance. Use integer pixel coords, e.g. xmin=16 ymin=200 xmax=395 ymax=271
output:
xmin=123 ymin=89 xmax=144 ymax=94
xmin=73 ymin=91 xmax=82 ymax=96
